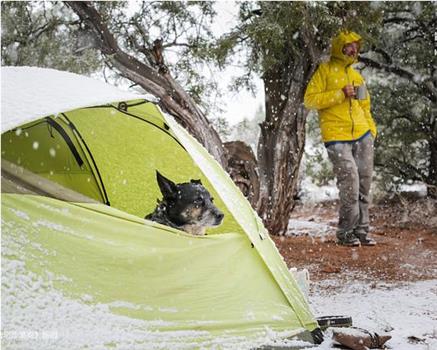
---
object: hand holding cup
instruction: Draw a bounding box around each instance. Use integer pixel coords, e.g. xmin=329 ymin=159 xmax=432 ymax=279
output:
xmin=342 ymin=84 xmax=356 ymax=98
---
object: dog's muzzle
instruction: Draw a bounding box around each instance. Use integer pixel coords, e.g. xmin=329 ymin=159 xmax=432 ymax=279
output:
xmin=214 ymin=211 xmax=224 ymax=226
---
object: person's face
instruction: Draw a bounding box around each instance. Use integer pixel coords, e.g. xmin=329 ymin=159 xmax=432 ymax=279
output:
xmin=342 ymin=42 xmax=359 ymax=57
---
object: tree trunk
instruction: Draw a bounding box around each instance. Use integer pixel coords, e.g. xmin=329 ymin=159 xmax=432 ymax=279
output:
xmin=66 ymin=1 xmax=227 ymax=167
xmin=428 ymin=138 xmax=437 ymax=198
xmin=224 ymin=141 xmax=260 ymax=207
xmin=257 ymin=56 xmax=313 ymax=235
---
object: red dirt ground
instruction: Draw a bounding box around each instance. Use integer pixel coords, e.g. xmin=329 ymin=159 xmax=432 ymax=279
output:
xmin=272 ymin=199 xmax=437 ymax=283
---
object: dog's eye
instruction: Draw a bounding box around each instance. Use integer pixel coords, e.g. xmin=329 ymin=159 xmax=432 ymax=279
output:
xmin=194 ymin=197 xmax=205 ymax=208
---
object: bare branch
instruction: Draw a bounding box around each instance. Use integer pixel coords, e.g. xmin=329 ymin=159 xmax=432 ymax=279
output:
xmin=31 ymin=19 xmax=80 ymax=41
xmin=383 ymin=16 xmax=415 ymax=25
xmin=371 ymin=47 xmax=393 ymax=64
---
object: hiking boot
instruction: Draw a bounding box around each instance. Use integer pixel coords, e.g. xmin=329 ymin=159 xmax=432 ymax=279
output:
xmin=355 ymin=233 xmax=377 ymax=246
xmin=337 ymin=231 xmax=360 ymax=246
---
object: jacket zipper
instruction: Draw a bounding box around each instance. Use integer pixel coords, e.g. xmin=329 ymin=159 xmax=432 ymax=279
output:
xmin=345 ymin=66 xmax=355 ymax=138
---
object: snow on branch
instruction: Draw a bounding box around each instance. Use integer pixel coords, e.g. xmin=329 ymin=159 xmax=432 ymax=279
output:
xmin=359 ymin=56 xmax=436 ymax=103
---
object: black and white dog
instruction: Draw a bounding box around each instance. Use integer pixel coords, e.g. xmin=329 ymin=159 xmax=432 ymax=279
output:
xmin=145 ymin=171 xmax=224 ymax=235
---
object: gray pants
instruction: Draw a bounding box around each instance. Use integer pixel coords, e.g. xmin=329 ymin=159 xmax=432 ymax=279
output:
xmin=326 ymin=134 xmax=374 ymax=236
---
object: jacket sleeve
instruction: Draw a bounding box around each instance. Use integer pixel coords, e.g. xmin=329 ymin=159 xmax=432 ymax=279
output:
xmin=304 ymin=65 xmax=346 ymax=110
xmin=358 ymin=91 xmax=377 ymax=138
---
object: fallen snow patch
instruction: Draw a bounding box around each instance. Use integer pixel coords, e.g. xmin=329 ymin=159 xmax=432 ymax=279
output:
xmin=299 ymin=179 xmax=339 ymax=203
xmin=309 ymin=279 xmax=437 ymax=350
xmin=287 ymin=219 xmax=334 ymax=237
xmin=8 ymin=208 xmax=30 ymax=221
xmin=399 ymin=183 xmax=428 ymax=196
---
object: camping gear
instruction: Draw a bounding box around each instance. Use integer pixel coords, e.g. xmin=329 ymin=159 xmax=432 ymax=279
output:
xmin=1 ymin=67 xmax=320 ymax=348
xmin=316 ymin=315 xmax=353 ymax=331
xmin=332 ymin=327 xmax=392 ymax=350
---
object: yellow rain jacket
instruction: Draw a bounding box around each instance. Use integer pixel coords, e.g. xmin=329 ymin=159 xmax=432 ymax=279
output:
xmin=304 ymin=31 xmax=377 ymax=143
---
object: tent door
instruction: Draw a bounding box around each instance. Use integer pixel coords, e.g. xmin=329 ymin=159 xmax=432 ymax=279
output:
xmin=59 ymin=114 xmax=110 ymax=205
xmin=1 ymin=117 xmax=106 ymax=203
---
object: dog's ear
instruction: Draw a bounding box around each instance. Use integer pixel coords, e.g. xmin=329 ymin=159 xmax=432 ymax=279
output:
xmin=156 ymin=171 xmax=178 ymax=199
xmin=190 ymin=179 xmax=202 ymax=185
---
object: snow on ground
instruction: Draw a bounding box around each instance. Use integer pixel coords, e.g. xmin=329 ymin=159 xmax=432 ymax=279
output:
xmin=308 ymin=279 xmax=437 ymax=350
xmin=399 ymin=183 xmax=428 ymax=197
xmin=299 ymin=179 xmax=339 ymax=204
xmin=288 ymin=182 xmax=437 ymax=348
xmin=287 ymin=219 xmax=334 ymax=237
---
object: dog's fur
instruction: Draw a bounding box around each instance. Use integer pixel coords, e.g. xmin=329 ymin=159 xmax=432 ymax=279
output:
xmin=145 ymin=171 xmax=224 ymax=235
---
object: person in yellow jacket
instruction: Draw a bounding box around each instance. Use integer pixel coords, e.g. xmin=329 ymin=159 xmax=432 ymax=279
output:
xmin=304 ymin=30 xmax=377 ymax=246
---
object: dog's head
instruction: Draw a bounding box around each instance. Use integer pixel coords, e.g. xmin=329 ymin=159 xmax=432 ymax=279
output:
xmin=156 ymin=171 xmax=224 ymax=233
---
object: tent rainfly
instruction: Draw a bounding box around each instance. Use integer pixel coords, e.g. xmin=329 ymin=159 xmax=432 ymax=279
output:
xmin=1 ymin=67 xmax=321 ymax=349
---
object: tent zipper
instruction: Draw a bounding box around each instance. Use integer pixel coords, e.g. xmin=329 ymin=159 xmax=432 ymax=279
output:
xmin=61 ymin=114 xmax=111 ymax=206
xmin=45 ymin=117 xmax=84 ymax=167
xmin=345 ymin=66 xmax=355 ymax=138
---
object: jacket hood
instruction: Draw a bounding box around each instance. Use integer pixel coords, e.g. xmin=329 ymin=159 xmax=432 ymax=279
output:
xmin=331 ymin=31 xmax=362 ymax=65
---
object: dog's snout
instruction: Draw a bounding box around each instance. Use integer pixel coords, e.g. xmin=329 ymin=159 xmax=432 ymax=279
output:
xmin=215 ymin=211 xmax=224 ymax=225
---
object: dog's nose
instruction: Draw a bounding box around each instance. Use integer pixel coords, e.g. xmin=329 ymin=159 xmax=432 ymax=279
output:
xmin=215 ymin=212 xmax=225 ymax=225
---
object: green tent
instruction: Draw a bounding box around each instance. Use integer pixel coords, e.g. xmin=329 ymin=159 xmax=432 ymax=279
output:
xmin=1 ymin=67 xmax=319 ymax=349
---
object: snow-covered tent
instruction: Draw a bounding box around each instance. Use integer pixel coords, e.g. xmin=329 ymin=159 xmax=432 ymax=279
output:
xmin=1 ymin=67 xmax=319 ymax=348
